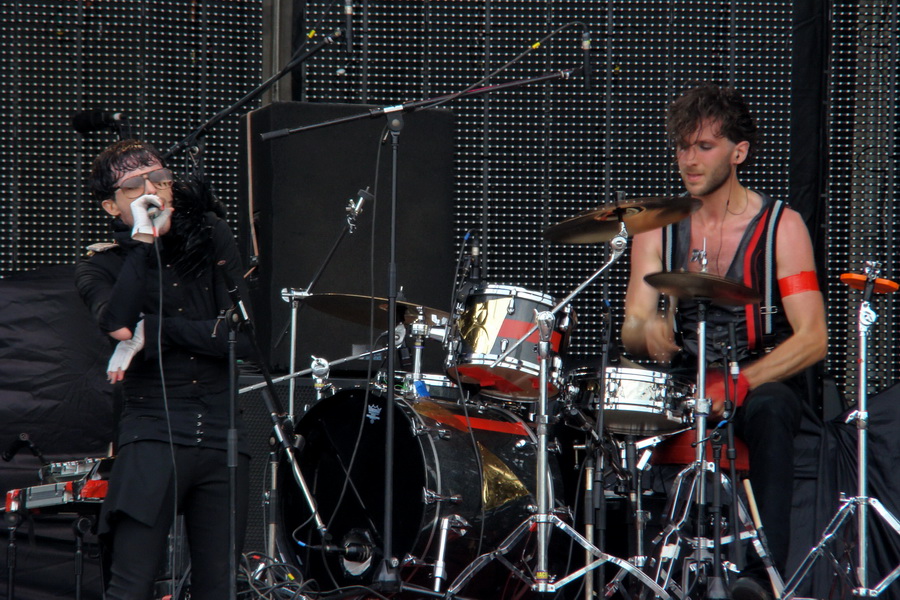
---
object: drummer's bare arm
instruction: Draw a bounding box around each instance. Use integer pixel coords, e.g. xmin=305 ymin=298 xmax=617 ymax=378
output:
xmin=739 ymin=209 xmax=827 ymax=388
xmin=621 ymin=230 xmax=682 ymax=362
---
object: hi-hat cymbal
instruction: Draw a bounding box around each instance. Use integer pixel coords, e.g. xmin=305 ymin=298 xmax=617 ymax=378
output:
xmin=303 ymin=293 xmax=450 ymax=328
xmin=644 ymin=271 xmax=760 ymax=306
xmin=544 ymin=196 xmax=702 ymax=244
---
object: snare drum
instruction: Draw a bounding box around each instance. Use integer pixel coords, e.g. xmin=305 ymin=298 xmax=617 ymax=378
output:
xmin=564 ymin=366 xmax=693 ymax=435
xmin=445 ymin=284 xmax=573 ymax=401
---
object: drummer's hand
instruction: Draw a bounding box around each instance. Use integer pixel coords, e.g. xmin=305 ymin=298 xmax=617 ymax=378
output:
xmin=705 ymin=370 xmax=750 ymax=420
xmin=645 ymin=315 xmax=680 ymax=363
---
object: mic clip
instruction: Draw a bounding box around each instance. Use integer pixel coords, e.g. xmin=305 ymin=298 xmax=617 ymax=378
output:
xmin=346 ymin=187 xmax=373 ymax=232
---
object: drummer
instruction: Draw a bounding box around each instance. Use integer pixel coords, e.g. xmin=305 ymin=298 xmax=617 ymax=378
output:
xmin=621 ymin=82 xmax=827 ymax=600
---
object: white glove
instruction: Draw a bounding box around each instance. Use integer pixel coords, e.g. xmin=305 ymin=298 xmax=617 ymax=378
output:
xmin=130 ymin=195 xmax=172 ymax=243
xmin=107 ymin=320 xmax=145 ymax=383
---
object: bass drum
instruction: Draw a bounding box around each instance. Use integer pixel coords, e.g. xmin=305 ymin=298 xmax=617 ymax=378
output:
xmin=277 ymin=387 xmax=563 ymax=593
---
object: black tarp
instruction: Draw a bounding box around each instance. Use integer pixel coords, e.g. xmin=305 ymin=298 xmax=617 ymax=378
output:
xmin=1 ymin=265 xmax=114 ymax=599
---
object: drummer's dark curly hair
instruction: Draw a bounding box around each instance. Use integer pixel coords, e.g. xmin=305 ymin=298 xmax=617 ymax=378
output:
xmin=666 ymin=82 xmax=759 ymax=168
xmin=89 ymin=139 xmax=167 ymax=201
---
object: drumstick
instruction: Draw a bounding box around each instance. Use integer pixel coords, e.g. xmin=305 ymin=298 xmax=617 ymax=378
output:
xmin=743 ymin=479 xmax=783 ymax=599
xmin=743 ymin=478 xmax=763 ymax=529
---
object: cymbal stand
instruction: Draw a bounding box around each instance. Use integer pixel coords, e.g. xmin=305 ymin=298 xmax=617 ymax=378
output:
xmin=647 ymin=296 xmax=720 ymax=597
xmin=783 ymin=261 xmax=900 ymax=598
xmin=447 ymin=227 xmax=669 ymax=599
xmin=276 ymin=188 xmax=372 ymax=418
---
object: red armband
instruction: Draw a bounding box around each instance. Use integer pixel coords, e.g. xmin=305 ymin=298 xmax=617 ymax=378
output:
xmin=778 ymin=270 xmax=820 ymax=298
xmin=706 ymin=370 xmax=751 ymax=408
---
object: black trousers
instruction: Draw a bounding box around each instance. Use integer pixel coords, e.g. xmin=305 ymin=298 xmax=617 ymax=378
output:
xmin=104 ymin=443 xmax=250 ymax=600
xmin=732 ymin=381 xmax=803 ymax=577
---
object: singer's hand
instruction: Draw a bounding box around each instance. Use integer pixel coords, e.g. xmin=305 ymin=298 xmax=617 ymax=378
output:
xmin=107 ymin=320 xmax=145 ymax=383
xmin=705 ymin=370 xmax=750 ymax=419
xmin=130 ymin=195 xmax=172 ymax=243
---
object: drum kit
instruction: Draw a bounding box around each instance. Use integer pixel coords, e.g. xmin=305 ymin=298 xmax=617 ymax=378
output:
xmin=243 ymin=193 xmax=797 ymax=600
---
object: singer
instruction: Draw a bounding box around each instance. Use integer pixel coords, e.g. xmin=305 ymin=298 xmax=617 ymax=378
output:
xmin=75 ymin=140 xmax=253 ymax=600
xmin=621 ymin=83 xmax=827 ymax=600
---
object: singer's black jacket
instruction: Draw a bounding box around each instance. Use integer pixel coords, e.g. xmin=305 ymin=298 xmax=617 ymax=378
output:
xmin=75 ymin=213 xmax=252 ymax=454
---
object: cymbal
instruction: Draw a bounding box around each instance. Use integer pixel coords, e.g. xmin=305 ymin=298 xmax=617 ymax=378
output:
xmin=303 ymin=293 xmax=450 ymax=328
xmin=543 ymin=196 xmax=702 ymax=244
xmin=644 ymin=271 xmax=760 ymax=306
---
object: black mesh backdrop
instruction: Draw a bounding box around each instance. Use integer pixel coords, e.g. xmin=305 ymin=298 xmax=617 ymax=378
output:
xmin=0 ymin=1 xmax=263 ymax=273
xmin=826 ymin=2 xmax=899 ymax=401
xmin=294 ymin=0 xmax=795 ymax=364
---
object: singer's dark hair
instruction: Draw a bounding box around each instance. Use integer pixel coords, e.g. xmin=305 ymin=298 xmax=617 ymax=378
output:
xmin=666 ymin=82 xmax=759 ymax=167
xmin=89 ymin=139 xmax=167 ymax=202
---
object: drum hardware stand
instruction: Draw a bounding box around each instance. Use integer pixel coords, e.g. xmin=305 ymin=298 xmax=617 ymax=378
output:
xmin=430 ymin=515 xmax=471 ymax=592
xmin=239 ymin=346 xmax=388 ymax=394
xmin=274 ymin=188 xmax=373 ymax=419
xmin=310 ymin=356 xmax=335 ymax=401
xmin=646 ymin=303 xmax=784 ymax=600
xmin=445 ymin=307 xmax=670 ymax=598
xmin=782 ymin=262 xmax=900 ymax=599
xmin=487 ymin=223 xmax=629 ymax=373
xmin=459 ymin=222 xmax=671 ymax=598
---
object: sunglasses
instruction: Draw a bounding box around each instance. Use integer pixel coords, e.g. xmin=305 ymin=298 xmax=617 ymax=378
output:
xmin=115 ymin=168 xmax=174 ymax=199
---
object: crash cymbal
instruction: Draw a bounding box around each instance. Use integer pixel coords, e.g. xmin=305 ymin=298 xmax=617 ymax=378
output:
xmin=543 ymin=196 xmax=702 ymax=244
xmin=644 ymin=271 xmax=760 ymax=306
xmin=303 ymin=293 xmax=450 ymax=328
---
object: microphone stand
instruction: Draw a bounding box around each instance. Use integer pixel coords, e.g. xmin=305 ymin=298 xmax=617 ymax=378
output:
xmin=163 ymin=29 xmax=342 ymax=163
xmin=587 ymin=300 xmax=611 ymax=598
xmin=726 ymin=322 xmax=743 ymax=570
xmin=219 ymin=268 xmax=328 ymax=589
xmin=370 ymin=113 xmax=404 ymax=592
xmin=226 ymin=307 xmax=240 ymax=600
xmin=259 ymin=67 xmax=581 ymax=142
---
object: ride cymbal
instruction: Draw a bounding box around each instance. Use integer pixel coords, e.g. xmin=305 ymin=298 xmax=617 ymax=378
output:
xmin=303 ymin=293 xmax=450 ymax=327
xmin=544 ymin=196 xmax=701 ymax=244
xmin=644 ymin=271 xmax=760 ymax=306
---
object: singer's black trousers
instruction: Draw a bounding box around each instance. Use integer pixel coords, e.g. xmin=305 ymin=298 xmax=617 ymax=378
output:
xmin=103 ymin=442 xmax=249 ymax=600
xmin=732 ymin=381 xmax=803 ymax=578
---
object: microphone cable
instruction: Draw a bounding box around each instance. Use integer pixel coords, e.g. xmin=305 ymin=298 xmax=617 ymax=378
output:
xmin=152 ymin=237 xmax=181 ymax=600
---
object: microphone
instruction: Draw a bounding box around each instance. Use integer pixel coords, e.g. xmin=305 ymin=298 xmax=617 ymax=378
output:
xmin=71 ymin=110 xmax=128 ymax=134
xmin=728 ymin=322 xmax=739 ymax=381
xmin=141 ymin=195 xmax=163 ymax=219
xmin=726 ymin=322 xmax=739 ymax=419
xmin=344 ymin=0 xmax=353 ymax=53
xmin=468 ymin=239 xmax=481 ymax=283
xmin=217 ymin=261 xmax=250 ymax=323
xmin=581 ymin=29 xmax=591 ymax=90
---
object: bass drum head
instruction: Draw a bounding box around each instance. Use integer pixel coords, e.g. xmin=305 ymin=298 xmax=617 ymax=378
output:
xmin=277 ymin=387 xmax=565 ymax=595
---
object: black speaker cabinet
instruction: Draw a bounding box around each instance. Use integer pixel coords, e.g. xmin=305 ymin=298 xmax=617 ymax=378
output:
xmin=238 ymin=102 xmax=456 ymax=374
